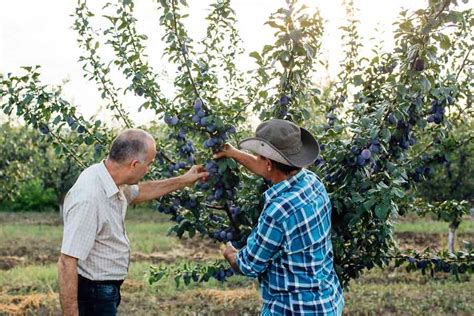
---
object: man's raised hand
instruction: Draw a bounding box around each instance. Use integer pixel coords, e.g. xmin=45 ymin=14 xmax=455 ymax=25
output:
xmin=213 ymin=143 xmax=237 ymax=160
xmin=183 ymin=164 xmax=209 ymax=186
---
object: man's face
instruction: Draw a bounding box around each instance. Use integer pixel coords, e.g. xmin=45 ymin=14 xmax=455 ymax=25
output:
xmin=256 ymin=155 xmax=273 ymax=180
xmin=128 ymin=141 xmax=157 ymax=184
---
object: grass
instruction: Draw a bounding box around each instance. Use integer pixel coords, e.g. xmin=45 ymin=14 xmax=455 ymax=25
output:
xmin=1 ymin=208 xmax=473 ymax=315
xmin=0 ymin=264 xmax=58 ymax=295
xmin=395 ymin=215 xmax=474 ymax=234
xmin=0 ymin=224 xmax=63 ymax=242
xmin=345 ymin=267 xmax=474 ymax=315
xmin=127 ymin=223 xmax=180 ymax=254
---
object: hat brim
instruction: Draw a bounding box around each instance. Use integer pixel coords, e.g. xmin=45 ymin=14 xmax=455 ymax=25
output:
xmin=238 ymin=127 xmax=320 ymax=168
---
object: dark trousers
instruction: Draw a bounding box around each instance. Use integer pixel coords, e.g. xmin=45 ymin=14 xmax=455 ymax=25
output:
xmin=78 ymin=274 xmax=123 ymax=316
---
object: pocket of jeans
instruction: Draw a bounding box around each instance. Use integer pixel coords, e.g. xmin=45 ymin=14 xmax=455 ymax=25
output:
xmin=96 ymin=284 xmax=119 ymax=301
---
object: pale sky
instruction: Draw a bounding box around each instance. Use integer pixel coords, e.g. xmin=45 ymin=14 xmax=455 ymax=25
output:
xmin=1 ymin=0 xmax=450 ymax=126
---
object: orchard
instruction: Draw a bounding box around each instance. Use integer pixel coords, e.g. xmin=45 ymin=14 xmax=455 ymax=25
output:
xmin=1 ymin=0 xmax=473 ymax=289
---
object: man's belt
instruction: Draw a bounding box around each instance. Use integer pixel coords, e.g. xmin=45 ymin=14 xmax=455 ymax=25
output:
xmin=78 ymin=274 xmax=124 ymax=286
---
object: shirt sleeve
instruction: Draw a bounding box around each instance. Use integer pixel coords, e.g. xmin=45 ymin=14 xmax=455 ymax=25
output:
xmin=236 ymin=207 xmax=284 ymax=278
xmin=60 ymin=198 xmax=99 ymax=261
xmin=121 ymin=184 xmax=140 ymax=204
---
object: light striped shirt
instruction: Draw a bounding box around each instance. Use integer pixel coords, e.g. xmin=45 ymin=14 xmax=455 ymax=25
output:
xmin=60 ymin=161 xmax=139 ymax=281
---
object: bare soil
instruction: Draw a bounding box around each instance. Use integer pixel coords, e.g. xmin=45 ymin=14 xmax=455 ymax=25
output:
xmin=0 ymin=235 xmax=221 ymax=271
xmin=395 ymin=232 xmax=474 ymax=251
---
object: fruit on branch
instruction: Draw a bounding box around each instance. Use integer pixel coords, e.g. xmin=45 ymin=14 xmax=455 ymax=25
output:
xmin=200 ymin=116 xmax=210 ymax=126
xmin=413 ymin=57 xmax=425 ymax=71
xmin=446 ymin=95 xmax=453 ymax=105
xmin=427 ymin=99 xmax=445 ymax=124
xmin=227 ymin=126 xmax=236 ymax=134
xmin=66 ymin=116 xmax=75 ymax=127
xmin=369 ymin=139 xmax=381 ymax=153
xmin=193 ymin=98 xmax=203 ymax=111
xmin=135 ymin=86 xmax=145 ymax=96
xmin=357 ymin=155 xmax=366 ymax=166
xmin=360 ymin=149 xmax=372 ymax=160
xmin=39 ymin=125 xmax=49 ymax=135
xmin=279 ymin=95 xmax=290 ymax=106
xmin=388 ymin=113 xmax=397 ymax=125
xmin=206 ymin=124 xmax=217 ymax=133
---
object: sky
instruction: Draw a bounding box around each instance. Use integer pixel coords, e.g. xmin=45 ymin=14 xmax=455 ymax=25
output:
xmin=0 ymin=0 xmax=446 ymax=125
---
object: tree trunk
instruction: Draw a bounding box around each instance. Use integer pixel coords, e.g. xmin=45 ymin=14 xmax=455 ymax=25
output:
xmin=59 ymin=203 xmax=64 ymax=222
xmin=58 ymin=192 xmax=66 ymax=223
xmin=448 ymin=221 xmax=460 ymax=253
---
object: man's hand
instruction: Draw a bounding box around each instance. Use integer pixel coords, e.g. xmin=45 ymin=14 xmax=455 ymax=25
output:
xmin=182 ymin=164 xmax=209 ymax=186
xmin=223 ymin=241 xmax=240 ymax=273
xmin=213 ymin=143 xmax=238 ymax=160
xmin=214 ymin=143 xmax=267 ymax=177
xmin=134 ymin=165 xmax=208 ymax=203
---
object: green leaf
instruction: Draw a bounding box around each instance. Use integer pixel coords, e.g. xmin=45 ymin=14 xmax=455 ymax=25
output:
xmin=363 ymin=198 xmax=377 ymax=210
xmin=391 ymin=187 xmax=405 ymax=198
xmin=380 ymin=128 xmax=391 ymax=142
xmin=249 ymin=51 xmax=261 ymax=62
xmin=226 ymin=159 xmax=238 ymax=170
xmin=353 ymin=75 xmax=363 ymax=86
xmin=375 ymin=204 xmax=389 ymax=220
xmin=217 ymin=160 xmax=228 ymax=173
xmin=399 ymin=20 xmax=413 ymax=33
xmin=53 ymin=115 xmax=61 ymax=125
xmin=262 ymin=45 xmax=273 ymax=55
xmin=420 ymin=77 xmax=431 ymax=92
xmin=439 ymin=34 xmax=451 ymax=50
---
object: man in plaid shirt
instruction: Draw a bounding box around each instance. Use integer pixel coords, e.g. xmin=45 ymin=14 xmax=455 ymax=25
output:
xmin=215 ymin=119 xmax=344 ymax=315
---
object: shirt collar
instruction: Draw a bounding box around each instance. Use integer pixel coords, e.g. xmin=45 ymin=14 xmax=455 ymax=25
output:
xmin=263 ymin=169 xmax=307 ymax=203
xmin=97 ymin=160 xmax=120 ymax=198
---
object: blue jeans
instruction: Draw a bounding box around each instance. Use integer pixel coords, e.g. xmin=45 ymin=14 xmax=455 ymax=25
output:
xmin=78 ymin=275 xmax=122 ymax=316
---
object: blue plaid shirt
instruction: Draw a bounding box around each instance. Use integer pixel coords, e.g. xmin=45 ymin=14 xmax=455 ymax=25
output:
xmin=236 ymin=169 xmax=344 ymax=315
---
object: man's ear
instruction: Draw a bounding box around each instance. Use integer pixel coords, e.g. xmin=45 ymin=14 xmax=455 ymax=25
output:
xmin=130 ymin=159 xmax=140 ymax=168
xmin=265 ymin=158 xmax=272 ymax=171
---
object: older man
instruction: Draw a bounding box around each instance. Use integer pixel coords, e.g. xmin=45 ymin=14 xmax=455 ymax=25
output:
xmin=215 ymin=119 xmax=344 ymax=315
xmin=58 ymin=129 xmax=208 ymax=316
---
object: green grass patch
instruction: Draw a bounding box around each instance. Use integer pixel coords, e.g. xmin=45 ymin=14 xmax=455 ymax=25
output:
xmin=346 ymin=268 xmax=474 ymax=315
xmin=395 ymin=217 xmax=474 ymax=234
xmin=0 ymin=224 xmax=63 ymax=242
xmin=126 ymin=206 xmax=171 ymax=223
xmin=0 ymin=263 xmax=58 ymax=294
xmin=127 ymin=223 xmax=178 ymax=253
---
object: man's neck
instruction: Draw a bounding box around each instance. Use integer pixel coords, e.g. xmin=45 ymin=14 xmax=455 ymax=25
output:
xmin=104 ymin=159 xmax=126 ymax=187
xmin=271 ymin=169 xmax=299 ymax=185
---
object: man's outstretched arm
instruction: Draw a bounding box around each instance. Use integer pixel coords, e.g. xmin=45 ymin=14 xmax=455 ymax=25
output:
xmin=213 ymin=143 xmax=267 ymax=177
xmin=132 ymin=165 xmax=208 ymax=203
